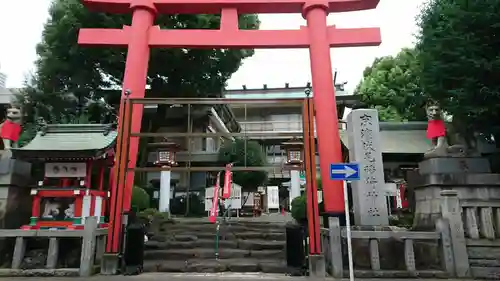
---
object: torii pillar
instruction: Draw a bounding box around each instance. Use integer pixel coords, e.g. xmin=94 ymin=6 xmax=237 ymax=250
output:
xmin=78 ymin=0 xmax=381 ymax=274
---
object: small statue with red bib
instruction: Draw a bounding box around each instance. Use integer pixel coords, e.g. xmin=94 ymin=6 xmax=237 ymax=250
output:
xmin=424 ymin=101 xmax=448 ymax=158
xmin=0 ymin=103 xmax=23 ymax=151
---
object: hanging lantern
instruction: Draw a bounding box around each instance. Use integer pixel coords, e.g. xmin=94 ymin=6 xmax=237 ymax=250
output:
xmin=149 ymin=138 xmax=180 ymax=167
xmin=282 ymin=138 xmax=304 ymax=166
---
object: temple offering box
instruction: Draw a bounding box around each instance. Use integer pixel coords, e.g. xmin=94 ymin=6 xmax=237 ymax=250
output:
xmin=11 ymin=124 xmax=117 ymax=230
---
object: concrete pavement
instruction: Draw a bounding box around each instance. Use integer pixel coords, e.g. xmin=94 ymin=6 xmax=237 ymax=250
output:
xmin=6 ymin=272 xmax=476 ymax=281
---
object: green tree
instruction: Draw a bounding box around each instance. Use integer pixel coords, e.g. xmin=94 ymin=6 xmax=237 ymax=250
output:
xmin=416 ymin=0 xmax=500 ymax=140
xmin=30 ymin=0 xmax=259 ymax=121
xmin=355 ymin=48 xmax=427 ymax=121
xmin=15 ymin=100 xmax=95 ymax=148
xmin=218 ymin=139 xmax=268 ymax=191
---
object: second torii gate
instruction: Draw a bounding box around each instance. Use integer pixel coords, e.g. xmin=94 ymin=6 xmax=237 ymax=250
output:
xmin=78 ymin=0 xmax=381 ymax=270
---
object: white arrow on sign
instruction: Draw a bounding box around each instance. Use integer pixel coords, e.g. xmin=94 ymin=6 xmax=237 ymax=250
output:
xmin=332 ymin=165 xmax=358 ymax=178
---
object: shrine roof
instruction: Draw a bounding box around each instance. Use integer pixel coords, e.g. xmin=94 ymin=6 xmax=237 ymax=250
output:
xmin=12 ymin=124 xmax=117 ymax=160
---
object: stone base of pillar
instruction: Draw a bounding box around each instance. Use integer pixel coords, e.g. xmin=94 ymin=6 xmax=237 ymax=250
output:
xmin=322 ymin=211 xmax=353 ymax=227
xmin=308 ymin=254 xmax=326 ymax=277
xmin=100 ymin=253 xmax=120 ymax=275
xmin=412 ymin=157 xmax=500 ymax=230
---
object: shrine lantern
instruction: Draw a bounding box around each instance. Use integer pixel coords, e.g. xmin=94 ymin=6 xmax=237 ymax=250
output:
xmin=150 ymin=138 xmax=180 ymax=167
xmin=282 ymin=138 xmax=304 ymax=166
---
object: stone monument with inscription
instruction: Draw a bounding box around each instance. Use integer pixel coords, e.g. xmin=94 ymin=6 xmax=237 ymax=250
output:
xmin=347 ymin=109 xmax=389 ymax=226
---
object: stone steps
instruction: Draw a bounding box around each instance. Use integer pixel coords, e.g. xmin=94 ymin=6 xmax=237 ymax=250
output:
xmin=160 ymin=223 xmax=287 ymax=233
xmin=162 ymin=226 xmax=285 ymax=233
xmin=143 ymin=258 xmax=287 ymax=273
xmin=144 ymin=220 xmax=287 ymax=273
xmin=144 ymin=248 xmax=284 ymax=260
xmin=151 ymin=232 xmax=285 ymax=242
xmin=146 ymin=239 xmax=284 ymax=250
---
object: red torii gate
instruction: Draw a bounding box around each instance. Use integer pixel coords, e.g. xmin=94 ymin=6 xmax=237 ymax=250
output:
xmin=78 ymin=0 xmax=381 ymax=260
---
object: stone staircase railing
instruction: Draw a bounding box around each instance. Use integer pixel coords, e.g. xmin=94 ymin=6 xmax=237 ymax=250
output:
xmin=321 ymin=190 xmax=500 ymax=279
xmin=320 ymin=217 xmax=452 ymax=278
xmin=0 ymin=217 xmax=106 ymax=277
xmin=442 ymin=189 xmax=500 ymax=279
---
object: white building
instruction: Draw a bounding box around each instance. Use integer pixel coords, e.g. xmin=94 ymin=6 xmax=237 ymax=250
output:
xmin=0 ymin=66 xmax=15 ymax=105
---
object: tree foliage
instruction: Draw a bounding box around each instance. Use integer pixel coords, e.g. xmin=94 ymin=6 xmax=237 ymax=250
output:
xmin=29 ymin=0 xmax=259 ymax=122
xmin=218 ymin=139 xmax=267 ymax=191
xmin=355 ymin=48 xmax=427 ymax=121
xmin=16 ymin=108 xmax=94 ymax=148
xmin=416 ymin=0 xmax=500 ymax=138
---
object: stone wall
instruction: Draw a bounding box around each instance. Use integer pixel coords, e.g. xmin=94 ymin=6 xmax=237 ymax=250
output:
xmin=410 ymin=157 xmax=500 ymax=279
xmin=321 ymin=187 xmax=500 ymax=279
xmin=321 ymin=217 xmax=452 ymax=278
xmin=0 ymin=159 xmax=32 ymax=267
xmin=441 ymin=190 xmax=500 ymax=279
xmin=0 ymin=217 xmax=106 ymax=277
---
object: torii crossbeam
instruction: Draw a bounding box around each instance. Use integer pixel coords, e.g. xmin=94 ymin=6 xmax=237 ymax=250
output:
xmin=77 ymin=0 xmax=381 ymax=267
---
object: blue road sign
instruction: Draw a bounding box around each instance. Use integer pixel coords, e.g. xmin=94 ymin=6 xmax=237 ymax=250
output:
xmin=330 ymin=163 xmax=360 ymax=181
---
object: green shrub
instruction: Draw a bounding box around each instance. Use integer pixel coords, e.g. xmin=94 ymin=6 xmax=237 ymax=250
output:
xmin=137 ymin=208 xmax=171 ymax=222
xmin=290 ymin=193 xmax=325 ymax=224
xmin=131 ymin=186 xmax=150 ymax=211
xmin=291 ymin=195 xmax=307 ymax=224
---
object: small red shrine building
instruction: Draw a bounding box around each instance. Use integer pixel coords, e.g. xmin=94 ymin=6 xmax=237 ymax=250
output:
xmin=11 ymin=124 xmax=117 ymax=230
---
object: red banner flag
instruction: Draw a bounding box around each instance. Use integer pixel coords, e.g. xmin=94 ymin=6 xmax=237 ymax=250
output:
xmin=222 ymin=164 xmax=233 ymax=199
xmin=209 ymin=172 xmax=221 ymax=223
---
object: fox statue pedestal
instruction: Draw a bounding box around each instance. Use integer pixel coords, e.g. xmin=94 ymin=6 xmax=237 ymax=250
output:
xmin=0 ymin=158 xmax=32 ymax=229
xmin=412 ymin=157 xmax=500 ymax=229
xmin=0 ymin=158 xmax=32 ymax=266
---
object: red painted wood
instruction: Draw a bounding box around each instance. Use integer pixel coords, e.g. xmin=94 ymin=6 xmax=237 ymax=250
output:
xmin=32 ymin=196 xmax=40 ymax=219
xmin=222 ymin=164 xmax=232 ymax=199
xmin=77 ymin=0 xmax=382 ymax=254
xmin=209 ymin=172 xmax=221 ymax=223
xmin=81 ymin=0 xmax=379 ymax=14
xmin=79 ymin=26 xmax=381 ymax=48
xmin=37 ymin=221 xmax=73 ymax=228
xmin=304 ymin=3 xmax=344 ymax=213
xmin=86 ymin=161 xmax=93 ymax=189
xmin=98 ymin=165 xmax=105 ymax=191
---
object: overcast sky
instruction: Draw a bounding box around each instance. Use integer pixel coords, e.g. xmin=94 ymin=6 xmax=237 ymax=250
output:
xmin=0 ymin=0 xmax=425 ymax=91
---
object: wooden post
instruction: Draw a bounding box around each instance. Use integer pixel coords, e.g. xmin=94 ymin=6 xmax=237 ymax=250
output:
xmin=95 ymin=235 xmax=106 ymax=264
xmin=46 ymin=237 xmax=59 ymax=269
xmin=479 ymin=207 xmax=495 ymax=239
xmin=80 ymin=216 xmax=98 ymax=277
xmin=328 ymin=217 xmax=343 ymax=278
xmin=369 ymin=239 xmax=380 ymax=270
xmin=436 ymin=218 xmax=456 ymax=276
xmin=11 ymin=237 xmax=26 ymax=269
xmin=439 ymin=190 xmax=470 ymax=277
xmin=404 ymin=239 xmax=416 ymax=274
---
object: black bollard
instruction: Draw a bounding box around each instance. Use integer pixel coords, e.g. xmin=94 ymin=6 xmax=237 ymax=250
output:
xmin=285 ymin=223 xmax=306 ymax=275
xmin=122 ymin=211 xmax=146 ymax=275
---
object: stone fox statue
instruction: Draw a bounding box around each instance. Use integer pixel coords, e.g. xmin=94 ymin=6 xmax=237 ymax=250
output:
xmin=424 ymin=101 xmax=466 ymax=158
xmin=0 ymin=104 xmax=22 ymax=152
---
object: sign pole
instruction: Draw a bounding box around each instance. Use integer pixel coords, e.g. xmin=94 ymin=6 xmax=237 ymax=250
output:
xmin=343 ymin=180 xmax=354 ymax=281
xmin=330 ymin=164 xmax=359 ymax=281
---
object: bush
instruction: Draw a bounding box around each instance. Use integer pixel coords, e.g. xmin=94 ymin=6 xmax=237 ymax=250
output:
xmin=291 ymin=195 xmax=307 ymax=224
xmin=137 ymin=208 xmax=171 ymax=224
xmin=131 ymin=186 xmax=150 ymax=212
xmin=290 ymin=193 xmax=325 ymax=224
